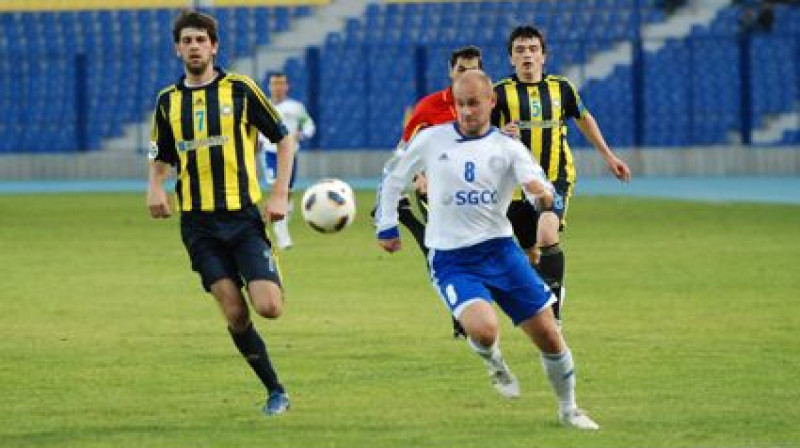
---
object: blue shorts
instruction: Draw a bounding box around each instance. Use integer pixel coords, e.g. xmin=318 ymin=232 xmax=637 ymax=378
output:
xmin=428 ymin=237 xmax=555 ymax=325
xmin=264 ymin=151 xmax=298 ymax=189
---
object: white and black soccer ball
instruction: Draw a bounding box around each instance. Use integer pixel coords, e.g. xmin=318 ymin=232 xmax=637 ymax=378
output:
xmin=301 ymin=179 xmax=356 ymax=233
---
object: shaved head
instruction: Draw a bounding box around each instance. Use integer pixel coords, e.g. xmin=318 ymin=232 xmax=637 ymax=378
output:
xmin=453 ymin=70 xmax=496 ymax=137
xmin=452 ymin=70 xmax=494 ymax=99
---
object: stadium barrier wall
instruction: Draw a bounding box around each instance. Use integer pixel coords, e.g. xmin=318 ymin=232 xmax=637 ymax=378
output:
xmin=1 ymin=147 xmax=798 ymax=182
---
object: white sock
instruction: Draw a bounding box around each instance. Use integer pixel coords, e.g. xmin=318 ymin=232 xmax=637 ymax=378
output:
xmin=468 ymin=337 xmax=506 ymax=372
xmin=541 ymin=349 xmax=577 ymax=413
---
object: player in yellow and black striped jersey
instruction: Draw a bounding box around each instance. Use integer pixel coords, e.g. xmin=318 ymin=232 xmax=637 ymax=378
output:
xmin=146 ymin=10 xmax=294 ymax=417
xmin=491 ymin=26 xmax=632 ymax=323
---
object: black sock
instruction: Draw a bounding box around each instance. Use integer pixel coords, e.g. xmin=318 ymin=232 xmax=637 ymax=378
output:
xmin=229 ymin=323 xmax=284 ymax=394
xmin=538 ymin=243 xmax=565 ymax=320
xmin=451 ymin=316 xmax=466 ymax=339
xmin=397 ymin=197 xmax=429 ymax=257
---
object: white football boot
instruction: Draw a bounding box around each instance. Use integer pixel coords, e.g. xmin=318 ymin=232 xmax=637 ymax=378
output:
xmin=488 ymin=362 xmax=521 ymax=399
xmin=559 ymin=408 xmax=600 ymax=430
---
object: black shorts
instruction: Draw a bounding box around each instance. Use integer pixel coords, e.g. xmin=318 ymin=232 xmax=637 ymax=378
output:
xmin=180 ymin=205 xmax=282 ymax=292
xmin=507 ymin=179 xmax=572 ymax=250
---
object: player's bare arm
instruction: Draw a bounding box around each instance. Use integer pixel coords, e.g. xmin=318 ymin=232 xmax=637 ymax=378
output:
xmin=522 ymin=179 xmax=555 ymax=212
xmin=413 ymin=172 xmax=428 ymax=194
xmin=147 ymin=161 xmax=173 ymax=219
xmin=264 ymin=134 xmax=295 ymax=222
xmin=575 ymin=113 xmax=632 ymax=182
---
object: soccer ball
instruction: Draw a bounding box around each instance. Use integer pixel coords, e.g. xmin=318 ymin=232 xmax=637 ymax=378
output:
xmin=301 ymin=179 xmax=356 ymax=233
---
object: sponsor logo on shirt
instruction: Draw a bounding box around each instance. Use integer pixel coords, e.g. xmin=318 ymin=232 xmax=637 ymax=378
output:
xmin=454 ymin=189 xmax=499 ymax=205
xmin=176 ymin=135 xmax=230 ymax=152
xmin=516 ymin=119 xmax=559 ymax=130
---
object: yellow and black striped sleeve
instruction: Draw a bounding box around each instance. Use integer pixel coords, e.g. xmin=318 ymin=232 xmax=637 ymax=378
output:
xmin=491 ymin=78 xmax=512 ymax=127
xmin=559 ymin=77 xmax=587 ymax=120
xmin=237 ymin=75 xmax=288 ymax=144
xmin=150 ymin=87 xmax=178 ymax=166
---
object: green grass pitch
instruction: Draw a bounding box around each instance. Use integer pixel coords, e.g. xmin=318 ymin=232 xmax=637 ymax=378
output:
xmin=1 ymin=191 xmax=798 ymax=447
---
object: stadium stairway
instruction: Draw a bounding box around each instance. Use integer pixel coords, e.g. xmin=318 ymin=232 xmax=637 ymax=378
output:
xmin=104 ymin=0 xmax=371 ymax=154
xmin=241 ymin=0 xmax=370 ymax=78
xmin=752 ymin=107 xmax=800 ymax=145
xmin=564 ymin=0 xmax=729 ymax=88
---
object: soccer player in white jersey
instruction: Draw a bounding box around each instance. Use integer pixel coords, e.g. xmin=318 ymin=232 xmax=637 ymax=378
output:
xmin=258 ymin=72 xmax=316 ymax=249
xmin=375 ymin=70 xmax=599 ymax=430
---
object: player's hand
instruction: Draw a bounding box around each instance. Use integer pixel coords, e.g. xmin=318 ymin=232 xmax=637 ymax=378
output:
xmin=147 ymin=188 xmax=172 ymax=219
xmin=533 ymin=190 xmax=555 ymax=212
xmin=501 ymin=122 xmax=521 ymax=140
xmin=413 ymin=173 xmax=428 ymax=195
xmin=378 ymin=237 xmax=402 ymax=253
xmin=607 ymin=155 xmax=632 ymax=182
xmin=264 ymin=195 xmax=288 ymax=222
xmin=527 ymin=246 xmax=542 ymax=266
xmin=524 ymin=179 xmax=555 ymax=212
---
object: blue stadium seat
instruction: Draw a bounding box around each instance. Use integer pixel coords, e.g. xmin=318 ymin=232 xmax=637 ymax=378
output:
xmin=0 ymin=3 xmax=796 ymax=153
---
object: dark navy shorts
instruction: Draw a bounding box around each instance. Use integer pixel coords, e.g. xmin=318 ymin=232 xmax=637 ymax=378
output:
xmin=507 ymin=179 xmax=571 ymax=250
xmin=180 ymin=205 xmax=282 ymax=292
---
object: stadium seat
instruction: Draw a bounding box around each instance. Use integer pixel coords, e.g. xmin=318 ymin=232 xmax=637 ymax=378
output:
xmin=1 ymin=2 xmax=797 ymax=153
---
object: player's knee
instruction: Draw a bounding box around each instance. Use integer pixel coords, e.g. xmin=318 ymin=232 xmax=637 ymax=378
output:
xmin=538 ymin=327 xmax=564 ymax=354
xmin=538 ymin=232 xmax=559 ymax=248
xmin=254 ymin=298 xmax=283 ymax=319
xmin=533 ymin=314 xmax=566 ymax=354
xmin=224 ymin=306 xmax=251 ymax=332
xmin=466 ymin=320 xmax=499 ymax=347
xmin=459 ymin=302 xmax=498 ymax=345
xmin=251 ymin=290 xmax=283 ymax=318
xmin=211 ymin=281 xmax=250 ymax=329
xmin=537 ymin=215 xmax=561 ymax=246
xmin=248 ymin=280 xmax=284 ymax=318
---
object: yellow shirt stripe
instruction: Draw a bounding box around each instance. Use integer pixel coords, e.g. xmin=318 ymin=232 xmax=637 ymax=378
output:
xmin=168 ymin=89 xmax=192 ymax=211
xmin=190 ymin=89 xmax=215 ymax=211
xmin=218 ymin=82 xmax=242 ymax=210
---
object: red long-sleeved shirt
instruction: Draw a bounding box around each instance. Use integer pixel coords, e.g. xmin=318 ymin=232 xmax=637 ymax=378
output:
xmin=401 ymin=87 xmax=457 ymax=143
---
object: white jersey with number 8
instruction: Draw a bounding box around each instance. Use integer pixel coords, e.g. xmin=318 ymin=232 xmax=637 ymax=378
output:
xmin=376 ymin=123 xmax=552 ymax=250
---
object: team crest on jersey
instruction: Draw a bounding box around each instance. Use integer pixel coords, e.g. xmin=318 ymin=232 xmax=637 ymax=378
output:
xmin=438 ymin=153 xmax=449 ymax=161
xmin=489 ymin=155 xmax=506 ymax=172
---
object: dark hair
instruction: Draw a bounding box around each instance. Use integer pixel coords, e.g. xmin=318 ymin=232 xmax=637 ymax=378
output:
xmin=267 ymin=71 xmax=287 ymax=82
xmin=449 ymin=45 xmax=483 ymax=69
xmin=507 ymin=26 xmax=547 ymax=55
xmin=173 ymin=9 xmax=218 ymax=44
